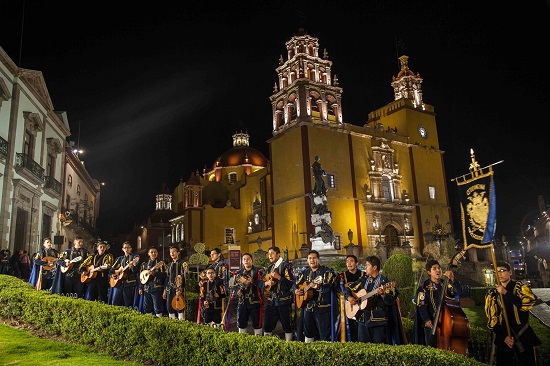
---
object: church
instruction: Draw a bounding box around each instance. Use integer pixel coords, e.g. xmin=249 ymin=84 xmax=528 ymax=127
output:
xmin=142 ymin=28 xmax=451 ymax=263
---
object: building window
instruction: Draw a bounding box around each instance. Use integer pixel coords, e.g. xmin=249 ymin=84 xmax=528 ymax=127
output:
xmin=67 ymin=174 xmax=73 ymax=188
xmin=23 ymin=130 xmax=34 ymax=156
xmin=65 ymin=194 xmax=71 ymax=211
xmin=46 ymin=154 xmax=55 ymax=178
xmin=77 ymin=185 xmax=81 ymax=196
xmin=228 ymin=172 xmax=238 ymax=184
xmin=327 ymin=173 xmax=337 ymax=190
xmin=224 ymin=227 xmax=235 ymax=244
xmin=41 ymin=214 xmax=52 ymax=243
xmin=428 ymin=186 xmax=436 ymax=200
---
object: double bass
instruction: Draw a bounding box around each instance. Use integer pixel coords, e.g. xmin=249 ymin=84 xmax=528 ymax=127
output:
xmin=432 ymin=250 xmax=470 ymax=355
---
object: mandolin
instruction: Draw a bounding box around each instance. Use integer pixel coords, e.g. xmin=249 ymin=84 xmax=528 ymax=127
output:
xmin=345 ymin=281 xmax=396 ymax=319
xmin=139 ymin=261 xmax=165 ymax=284
xmin=110 ymin=256 xmax=140 ymax=287
xmin=295 ymin=275 xmax=323 ymax=308
xmin=60 ymin=256 xmax=83 ymax=273
xmin=171 ymin=275 xmax=185 ymax=311
xmin=263 ymin=257 xmax=283 ymax=292
xmin=41 ymin=256 xmax=58 ymax=271
xmin=80 ymin=264 xmax=108 ymax=283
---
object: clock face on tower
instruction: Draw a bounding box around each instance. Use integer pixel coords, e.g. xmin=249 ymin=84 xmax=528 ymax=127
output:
xmin=418 ymin=125 xmax=428 ymax=139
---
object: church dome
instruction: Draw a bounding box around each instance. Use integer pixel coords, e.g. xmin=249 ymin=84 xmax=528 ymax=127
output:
xmin=212 ymin=132 xmax=268 ymax=169
xmin=148 ymin=209 xmax=178 ymax=224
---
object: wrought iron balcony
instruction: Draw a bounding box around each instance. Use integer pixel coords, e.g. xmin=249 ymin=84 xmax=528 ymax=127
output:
xmin=44 ymin=176 xmax=62 ymax=197
xmin=15 ymin=153 xmax=44 ymax=184
xmin=0 ymin=136 xmax=7 ymax=159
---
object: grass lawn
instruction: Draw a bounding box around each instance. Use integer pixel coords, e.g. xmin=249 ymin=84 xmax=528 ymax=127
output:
xmin=0 ymin=323 xmax=142 ymax=366
xmin=462 ymin=306 xmax=487 ymax=328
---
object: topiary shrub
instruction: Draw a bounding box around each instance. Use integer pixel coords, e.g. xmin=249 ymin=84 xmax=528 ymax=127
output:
xmin=382 ymin=254 xmax=414 ymax=288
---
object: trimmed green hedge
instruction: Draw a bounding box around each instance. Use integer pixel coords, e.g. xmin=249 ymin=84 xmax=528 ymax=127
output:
xmin=0 ymin=275 xmax=485 ymax=366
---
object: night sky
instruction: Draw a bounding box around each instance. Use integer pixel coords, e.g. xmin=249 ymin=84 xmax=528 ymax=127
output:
xmin=1 ymin=1 xmax=549 ymax=246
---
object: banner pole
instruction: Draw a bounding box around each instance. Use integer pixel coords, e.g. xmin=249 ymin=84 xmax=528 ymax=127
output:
xmin=490 ymin=243 xmax=511 ymax=337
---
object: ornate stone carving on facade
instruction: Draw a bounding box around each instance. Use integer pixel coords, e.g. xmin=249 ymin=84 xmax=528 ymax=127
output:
xmin=47 ymin=138 xmax=63 ymax=155
xmin=0 ymin=78 xmax=12 ymax=104
xmin=23 ymin=111 xmax=44 ymax=135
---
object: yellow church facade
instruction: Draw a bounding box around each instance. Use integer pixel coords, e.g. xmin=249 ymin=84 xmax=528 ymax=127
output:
xmin=170 ymin=29 xmax=451 ymax=261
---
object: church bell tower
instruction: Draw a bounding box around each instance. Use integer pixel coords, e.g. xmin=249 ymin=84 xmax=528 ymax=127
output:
xmin=269 ymin=28 xmax=343 ymax=135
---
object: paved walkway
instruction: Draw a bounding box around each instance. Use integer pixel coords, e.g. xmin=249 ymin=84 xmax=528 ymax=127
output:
xmin=531 ymin=288 xmax=550 ymax=328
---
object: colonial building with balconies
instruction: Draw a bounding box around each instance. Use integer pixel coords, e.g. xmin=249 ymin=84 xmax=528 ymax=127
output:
xmin=0 ymin=46 xmax=70 ymax=254
xmin=59 ymin=145 xmax=101 ymax=248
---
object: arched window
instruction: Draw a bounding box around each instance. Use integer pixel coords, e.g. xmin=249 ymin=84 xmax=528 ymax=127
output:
xmin=67 ymin=174 xmax=73 ymax=188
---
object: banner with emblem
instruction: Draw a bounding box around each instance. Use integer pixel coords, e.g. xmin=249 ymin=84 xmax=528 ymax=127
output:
xmin=456 ymin=168 xmax=496 ymax=250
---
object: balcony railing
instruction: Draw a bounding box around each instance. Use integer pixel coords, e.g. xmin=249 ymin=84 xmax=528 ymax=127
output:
xmin=44 ymin=176 xmax=62 ymax=195
xmin=0 ymin=136 xmax=8 ymax=159
xmin=15 ymin=153 xmax=44 ymax=183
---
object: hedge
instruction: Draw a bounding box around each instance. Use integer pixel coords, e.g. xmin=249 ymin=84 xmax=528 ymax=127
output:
xmin=0 ymin=274 xmax=486 ymax=366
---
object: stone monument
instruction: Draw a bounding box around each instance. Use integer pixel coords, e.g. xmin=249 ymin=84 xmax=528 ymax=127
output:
xmin=309 ymin=156 xmax=337 ymax=254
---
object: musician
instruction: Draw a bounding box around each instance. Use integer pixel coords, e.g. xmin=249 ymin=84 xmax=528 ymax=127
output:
xmin=163 ymin=246 xmax=187 ymax=320
xmin=485 ymin=261 xmax=540 ymax=366
xmin=79 ymin=242 xmax=114 ymax=303
xmin=413 ymin=259 xmax=461 ymax=347
xmin=235 ymin=253 xmax=265 ymax=336
xmin=200 ymin=268 xmax=226 ymax=325
xmin=295 ymin=250 xmax=337 ymax=342
xmin=57 ymin=236 xmax=89 ymax=298
xmin=30 ymin=238 xmax=60 ymax=291
xmin=261 ymin=246 xmax=295 ymax=342
xmin=344 ymin=256 xmax=401 ymax=344
xmin=138 ymin=246 xmax=167 ymax=318
xmin=109 ymin=241 xmax=140 ymax=307
xmin=339 ymin=254 xmax=366 ymax=341
xmin=208 ymin=247 xmax=227 ymax=282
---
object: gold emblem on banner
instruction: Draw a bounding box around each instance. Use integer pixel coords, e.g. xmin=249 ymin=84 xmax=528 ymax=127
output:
xmin=466 ymin=185 xmax=489 ymax=240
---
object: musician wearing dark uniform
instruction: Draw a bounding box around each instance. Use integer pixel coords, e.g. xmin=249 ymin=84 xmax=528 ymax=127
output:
xmin=261 ymin=246 xmax=295 ymax=342
xmin=109 ymin=241 xmax=140 ymax=307
xmin=57 ymin=236 xmax=89 ymax=297
xmin=200 ymin=268 xmax=226 ymax=325
xmin=207 ymin=247 xmax=227 ymax=283
xmin=138 ymin=246 xmax=167 ymax=318
xmin=235 ymin=253 xmax=265 ymax=336
xmin=31 ymin=238 xmax=60 ymax=291
xmin=295 ymin=250 xmax=337 ymax=343
xmin=344 ymin=256 xmax=400 ymax=344
xmin=485 ymin=261 xmax=540 ymax=366
xmin=79 ymin=242 xmax=113 ymax=303
xmin=413 ymin=259 xmax=461 ymax=347
xmin=163 ymin=246 xmax=187 ymax=320
xmin=340 ymin=254 xmax=366 ymax=342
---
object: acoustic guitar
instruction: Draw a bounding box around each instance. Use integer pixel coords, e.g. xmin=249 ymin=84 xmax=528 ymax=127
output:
xmin=345 ymin=281 xmax=396 ymax=319
xmin=263 ymin=257 xmax=283 ymax=292
xmin=295 ymin=275 xmax=323 ymax=308
xmin=110 ymin=256 xmax=140 ymax=287
xmin=41 ymin=256 xmax=58 ymax=271
xmin=139 ymin=261 xmax=165 ymax=284
xmin=80 ymin=264 xmax=108 ymax=283
xmin=171 ymin=275 xmax=185 ymax=311
xmin=60 ymin=256 xmax=83 ymax=273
